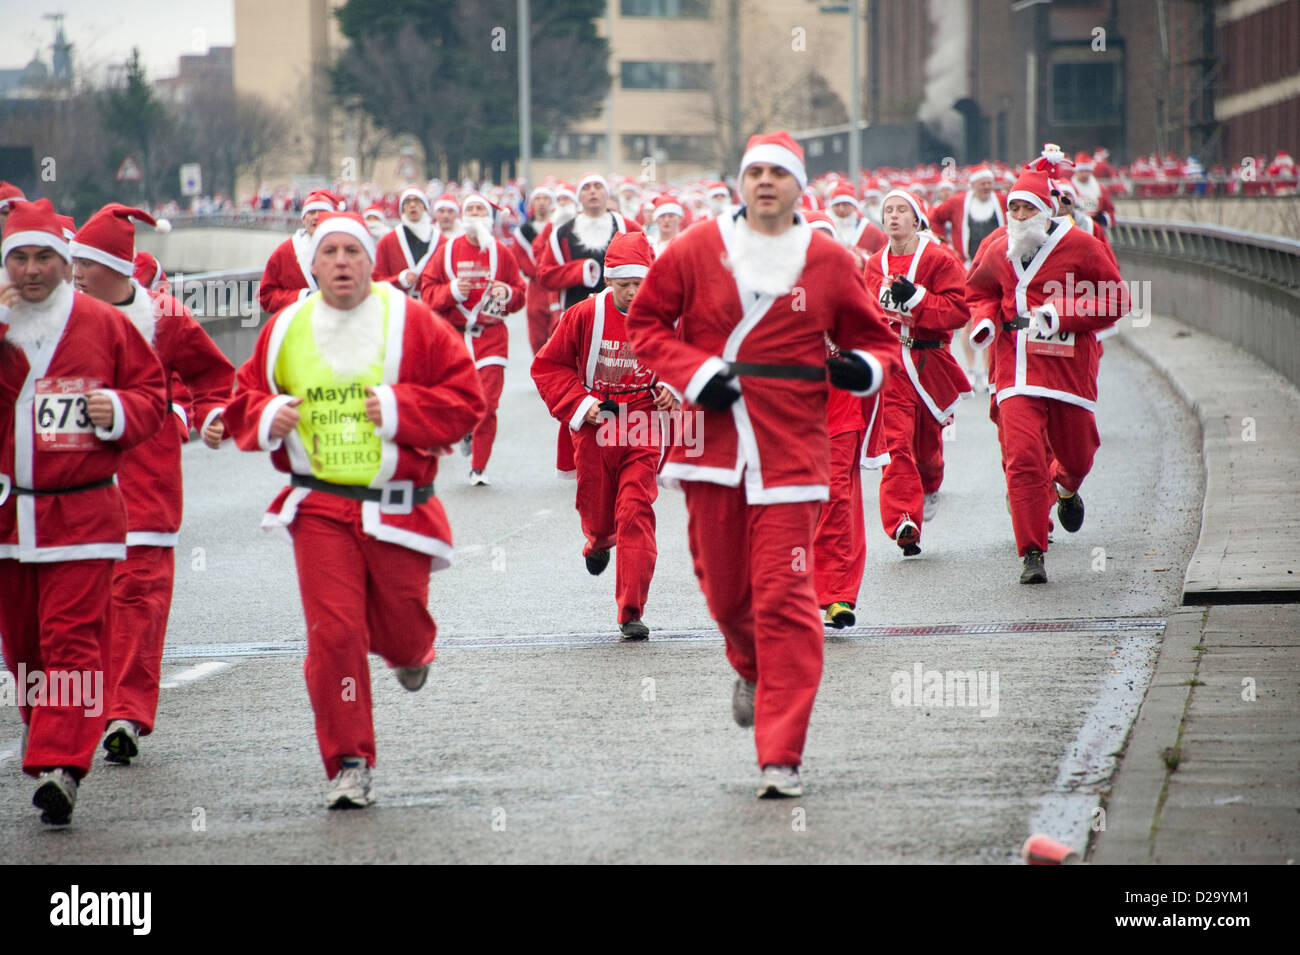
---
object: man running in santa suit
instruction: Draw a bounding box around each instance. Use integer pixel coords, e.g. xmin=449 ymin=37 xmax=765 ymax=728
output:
xmin=860 ymin=189 xmax=970 ymax=557
xmin=626 ymin=132 xmax=899 ymax=798
xmin=67 ymin=204 xmax=235 ymax=766
xmin=531 ymin=231 xmax=676 ymax=640
xmin=928 ymin=167 xmax=1006 ymax=393
xmin=222 ymin=211 xmax=485 ymax=808
xmin=0 ymin=199 xmax=167 ymax=826
xmin=258 ymin=189 xmax=344 ymax=315
xmin=509 ymin=186 xmax=562 ymax=354
xmin=372 ymin=187 xmax=438 ymax=298
xmin=649 ymin=195 xmax=684 ymax=256
xmin=432 ymin=192 xmax=462 ymax=242
xmin=420 ymin=193 xmax=525 ymax=486
xmin=804 ymin=212 xmax=869 ymax=630
xmin=827 ymin=181 xmax=886 ymax=268
xmin=1069 ymin=153 xmax=1116 ymax=233
xmin=965 ymin=169 xmax=1128 ymax=584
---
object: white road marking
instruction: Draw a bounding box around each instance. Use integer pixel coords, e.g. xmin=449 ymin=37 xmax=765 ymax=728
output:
xmin=160 ymin=660 xmax=234 ymax=690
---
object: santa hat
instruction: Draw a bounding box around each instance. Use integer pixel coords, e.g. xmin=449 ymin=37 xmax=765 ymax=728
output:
xmin=133 ymin=251 xmax=165 ymax=290
xmin=397 ymin=187 xmax=429 ymax=211
xmin=861 ymin=176 xmax=884 ymax=198
xmin=2 ymin=198 xmax=70 ymax=262
xmin=1073 ymin=152 xmax=1095 ymax=172
xmin=528 ymin=185 xmax=556 ymax=204
xmin=302 ymin=189 xmax=345 ymax=216
xmin=1055 ymin=180 xmax=1078 ymax=203
xmin=968 ymin=166 xmax=994 ymax=184
xmin=881 ymin=188 xmax=929 ymax=231
xmin=706 ymin=181 xmax=731 ymax=200
xmin=432 ymin=192 xmax=460 ymax=214
xmin=603 ymin=230 xmax=654 ymax=280
xmin=307 ymin=210 xmax=376 ymax=263
xmin=70 ymin=203 xmax=172 ymax=275
xmin=554 ymin=182 xmax=578 ymax=203
xmin=804 ymin=211 xmax=836 ymax=236
xmin=362 ymin=204 xmax=386 ymax=222
xmin=1007 ymin=169 xmax=1055 ymax=216
xmin=651 ymin=195 xmax=683 ymax=220
xmin=616 ymin=177 xmax=639 ymax=195
xmin=0 ymin=181 xmax=25 ymax=211
xmin=739 ymin=131 xmax=808 ymax=189
xmin=576 ymin=172 xmax=608 ymax=194
xmin=827 ymin=181 xmax=860 ymax=212
xmin=461 ymin=193 xmax=497 ymax=216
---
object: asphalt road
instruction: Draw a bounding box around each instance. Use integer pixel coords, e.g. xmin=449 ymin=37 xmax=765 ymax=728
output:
xmin=0 ymin=314 xmax=1202 ymax=863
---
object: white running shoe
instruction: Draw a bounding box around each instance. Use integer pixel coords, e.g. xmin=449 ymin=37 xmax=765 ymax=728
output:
xmin=923 ymin=491 xmax=940 ymax=522
xmin=326 ymin=757 xmax=372 ymax=809
xmin=757 ymin=764 xmax=802 ymax=799
xmin=732 ymin=677 xmax=756 ymax=728
xmin=33 ymin=768 xmax=78 ymax=826
xmin=469 ymin=470 xmax=491 ymax=487
xmin=103 ymin=719 xmax=140 ymax=765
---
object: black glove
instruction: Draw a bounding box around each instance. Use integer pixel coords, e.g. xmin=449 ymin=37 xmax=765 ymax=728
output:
xmin=826 ymin=354 xmax=874 ymax=392
xmin=694 ymin=372 xmax=741 ymax=411
xmin=597 ymin=399 xmax=619 ymax=414
xmin=889 ymin=276 xmax=917 ymax=305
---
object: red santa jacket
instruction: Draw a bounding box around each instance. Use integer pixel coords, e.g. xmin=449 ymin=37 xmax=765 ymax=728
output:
xmin=372 ymin=225 xmax=437 ymax=296
xmin=258 ymin=230 xmax=317 ymax=315
xmin=0 ymin=283 xmax=168 ymax=561
xmin=1068 ymin=176 xmax=1116 ymax=229
xmin=512 ymin=221 xmax=561 ymax=332
xmin=221 ymin=284 xmax=486 ymax=568
xmin=419 ymin=233 xmax=526 ymax=370
xmin=535 ymin=212 xmax=642 ymax=312
xmin=850 ymin=218 xmax=888 ymax=256
xmin=966 ymin=218 xmax=1129 ymax=411
xmin=929 ymin=191 xmax=1008 ymax=264
xmin=863 ymin=234 xmax=972 ymax=423
xmin=625 ymin=211 xmax=900 ymax=504
xmin=113 ymin=281 xmax=235 ymax=543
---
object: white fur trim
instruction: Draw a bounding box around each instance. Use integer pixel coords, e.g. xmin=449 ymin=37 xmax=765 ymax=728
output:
xmin=171 ymin=402 xmax=189 ymax=430
xmin=201 ymin=406 xmax=225 ymax=438
xmin=653 ymin=202 xmax=684 ymax=220
xmin=308 ymin=218 xmax=376 ymax=263
xmin=847 ymin=349 xmax=884 ymax=397
xmin=570 ymin=395 xmax=599 ymax=431
xmin=67 ymin=241 xmax=133 ymax=275
xmin=126 ymin=531 xmax=179 ymax=547
xmin=604 ymin=264 xmax=648 ymax=279
xmin=91 ymin=388 xmax=127 ymax=441
xmin=583 ymin=258 xmax=601 ymax=287
xmin=258 ymin=394 xmax=297 ymax=451
xmin=685 ymin=356 xmax=729 ymax=403
xmin=372 ymin=384 xmax=399 ymax=440
xmin=739 ymin=143 xmax=808 ymax=189
xmin=3 ymin=230 xmax=70 ymax=263
xmin=901 ymin=284 xmax=926 ymax=312
xmin=1008 ymin=189 xmax=1052 ymax=216
xmin=970 ymin=317 xmax=997 ymax=350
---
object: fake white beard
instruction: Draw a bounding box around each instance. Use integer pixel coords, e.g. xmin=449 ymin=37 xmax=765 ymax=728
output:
xmin=571 ymin=211 xmax=615 ymax=250
xmin=1006 ymin=211 xmax=1051 ymax=262
xmin=463 ymin=215 xmax=493 ymax=247
xmin=310 ymin=291 xmax=385 ymax=380
xmin=367 ymin=220 xmax=388 ymax=239
xmin=439 ymin=218 xmax=463 ymax=237
xmin=117 ymin=280 xmax=157 ymax=344
xmin=831 ymin=210 xmax=859 ymax=245
xmin=862 ymin=201 xmax=883 ymax=225
xmin=708 ymin=197 xmax=728 ymax=217
xmin=552 ymin=203 xmax=576 ymax=225
xmin=3 ymin=280 xmax=73 ymax=353
xmin=727 ymin=214 xmax=810 ymax=297
xmin=618 ymin=197 xmax=640 ymax=219
xmin=967 ymin=193 xmax=999 ymax=223
xmin=404 ymin=213 xmax=434 ymax=244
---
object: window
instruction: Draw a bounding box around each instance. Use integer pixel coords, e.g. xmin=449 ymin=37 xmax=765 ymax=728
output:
xmin=620 ymin=0 xmax=711 ymax=17
xmin=622 ymin=134 xmax=715 ymax=163
xmin=1051 ymin=61 xmax=1122 ymax=125
xmin=540 ymin=132 xmax=608 ymax=160
xmin=621 ymin=61 xmax=713 ymax=91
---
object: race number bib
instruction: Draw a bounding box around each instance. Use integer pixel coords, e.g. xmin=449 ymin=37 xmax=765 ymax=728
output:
xmin=1024 ymin=326 xmax=1075 ymax=357
xmin=35 ymin=377 xmax=102 ymax=450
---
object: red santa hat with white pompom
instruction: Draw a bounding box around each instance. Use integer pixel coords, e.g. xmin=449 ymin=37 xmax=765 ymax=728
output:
xmin=69 ymin=203 xmax=172 ymax=276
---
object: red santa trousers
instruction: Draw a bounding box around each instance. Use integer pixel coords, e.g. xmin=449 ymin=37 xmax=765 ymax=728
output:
xmin=877 ymin=375 xmax=946 ymax=541
xmin=571 ymin=424 xmax=659 ymax=623
xmin=289 ymin=503 xmax=438 ymax=778
xmin=683 ymin=482 xmax=823 ymax=768
xmin=471 ymin=364 xmax=505 ymax=472
xmin=998 ymin=395 xmax=1099 ymax=555
xmin=0 ymin=559 xmax=114 ymax=779
xmin=106 ymin=545 xmax=175 ymax=734
xmin=528 ymin=310 xmax=550 ymax=355
xmin=813 ymin=429 xmax=866 ymax=607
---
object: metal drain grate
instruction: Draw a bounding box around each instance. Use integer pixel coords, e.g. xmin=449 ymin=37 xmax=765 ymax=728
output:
xmin=162 ymin=616 xmax=1166 ymax=660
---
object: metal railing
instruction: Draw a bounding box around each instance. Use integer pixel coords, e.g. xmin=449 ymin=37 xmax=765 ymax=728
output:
xmin=1109 ymin=218 xmax=1300 ymax=292
xmin=157 ymin=211 xmax=300 ymax=232
xmin=170 ymin=269 xmax=264 ymax=323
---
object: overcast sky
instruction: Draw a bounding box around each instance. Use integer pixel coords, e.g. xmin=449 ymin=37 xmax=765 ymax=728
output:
xmin=0 ymin=0 xmax=235 ymax=82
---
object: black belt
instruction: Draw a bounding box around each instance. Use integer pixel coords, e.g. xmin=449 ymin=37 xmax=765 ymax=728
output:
xmin=728 ymin=362 xmax=827 ymax=381
xmin=12 ymin=477 xmax=114 ymax=497
xmin=1002 ymin=317 xmax=1029 ymax=331
xmin=291 ymin=474 xmax=434 ymax=513
xmin=900 ymin=336 xmax=943 ymax=349
xmin=599 ymin=385 xmax=658 ymax=397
